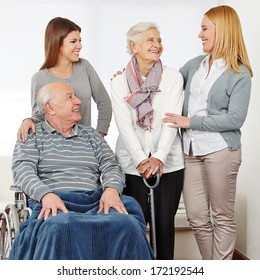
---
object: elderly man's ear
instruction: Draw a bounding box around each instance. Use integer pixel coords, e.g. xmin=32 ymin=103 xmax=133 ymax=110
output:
xmin=45 ymin=102 xmax=56 ymax=116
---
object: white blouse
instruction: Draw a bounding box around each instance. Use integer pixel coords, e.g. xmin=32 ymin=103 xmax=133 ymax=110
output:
xmin=183 ymin=55 xmax=228 ymax=156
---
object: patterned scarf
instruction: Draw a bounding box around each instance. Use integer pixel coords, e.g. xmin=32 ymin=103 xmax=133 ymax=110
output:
xmin=125 ymin=56 xmax=162 ymax=130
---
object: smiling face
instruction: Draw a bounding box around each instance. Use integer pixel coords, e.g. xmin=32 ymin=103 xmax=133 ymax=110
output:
xmin=59 ymin=30 xmax=82 ymax=63
xmin=46 ymin=83 xmax=82 ymax=126
xmin=198 ymin=15 xmax=216 ymax=54
xmin=131 ymin=28 xmax=163 ymax=65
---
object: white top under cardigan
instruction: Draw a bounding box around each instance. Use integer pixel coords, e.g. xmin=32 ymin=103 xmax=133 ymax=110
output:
xmin=183 ymin=55 xmax=228 ymax=156
xmin=111 ymin=66 xmax=184 ymax=176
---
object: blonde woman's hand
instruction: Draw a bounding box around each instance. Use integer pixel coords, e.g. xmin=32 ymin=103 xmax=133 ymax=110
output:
xmin=17 ymin=118 xmax=35 ymax=142
xmin=163 ymin=113 xmax=191 ymax=129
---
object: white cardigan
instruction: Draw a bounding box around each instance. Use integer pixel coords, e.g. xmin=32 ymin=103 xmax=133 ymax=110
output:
xmin=111 ymin=66 xmax=184 ymax=176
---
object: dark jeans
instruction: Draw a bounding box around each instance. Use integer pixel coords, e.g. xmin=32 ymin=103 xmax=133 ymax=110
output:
xmin=124 ymin=169 xmax=184 ymax=260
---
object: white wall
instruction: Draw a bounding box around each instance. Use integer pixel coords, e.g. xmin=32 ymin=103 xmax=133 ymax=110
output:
xmin=0 ymin=0 xmax=216 ymax=194
xmin=0 ymin=0 xmax=259 ymax=259
xmin=0 ymin=0 xmax=217 ymax=155
xmin=220 ymin=0 xmax=260 ymax=260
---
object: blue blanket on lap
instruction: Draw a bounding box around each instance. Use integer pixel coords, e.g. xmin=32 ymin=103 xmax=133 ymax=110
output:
xmin=9 ymin=189 xmax=155 ymax=260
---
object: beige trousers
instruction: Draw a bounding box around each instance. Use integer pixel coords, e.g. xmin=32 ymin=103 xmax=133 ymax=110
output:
xmin=183 ymin=148 xmax=242 ymax=260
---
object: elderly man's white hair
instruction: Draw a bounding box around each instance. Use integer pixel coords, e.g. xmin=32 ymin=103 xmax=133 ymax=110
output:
xmin=126 ymin=21 xmax=160 ymax=55
xmin=36 ymin=84 xmax=53 ymax=119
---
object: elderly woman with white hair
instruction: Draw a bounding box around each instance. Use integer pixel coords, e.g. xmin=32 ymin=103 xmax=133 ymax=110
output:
xmin=110 ymin=22 xmax=184 ymax=260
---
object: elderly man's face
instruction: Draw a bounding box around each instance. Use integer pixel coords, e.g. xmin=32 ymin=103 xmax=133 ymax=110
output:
xmin=132 ymin=28 xmax=163 ymax=63
xmin=50 ymin=84 xmax=82 ymax=124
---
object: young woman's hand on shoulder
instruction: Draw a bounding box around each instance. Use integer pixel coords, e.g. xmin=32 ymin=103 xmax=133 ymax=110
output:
xmin=17 ymin=118 xmax=35 ymax=142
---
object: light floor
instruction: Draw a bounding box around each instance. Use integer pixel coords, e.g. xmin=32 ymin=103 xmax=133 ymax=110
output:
xmin=174 ymin=229 xmax=201 ymax=260
xmin=174 ymin=196 xmax=201 ymax=260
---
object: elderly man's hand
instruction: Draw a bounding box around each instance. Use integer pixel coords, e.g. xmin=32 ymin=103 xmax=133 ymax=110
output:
xmin=38 ymin=192 xmax=68 ymax=220
xmin=97 ymin=187 xmax=128 ymax=215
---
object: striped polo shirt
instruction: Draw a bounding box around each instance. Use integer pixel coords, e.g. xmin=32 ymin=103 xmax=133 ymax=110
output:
xmin=12 ymin=121 xmax=125 ymax=202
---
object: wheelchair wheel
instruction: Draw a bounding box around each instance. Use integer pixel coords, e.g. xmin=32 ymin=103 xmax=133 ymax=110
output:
xmin=5 ymin=204 xmax=20 ymax=238
xmin=0 ymin=210 xmax=12 ymax=260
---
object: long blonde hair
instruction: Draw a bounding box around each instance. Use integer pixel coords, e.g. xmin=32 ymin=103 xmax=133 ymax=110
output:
xmin=206 ymin=5 xmax=253 ymax=77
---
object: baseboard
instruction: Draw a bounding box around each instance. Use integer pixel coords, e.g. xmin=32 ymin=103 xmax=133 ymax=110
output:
xmin=233 ymin=249 xmax=250 ymax=260
xmin=175 ymin=226 xmax=191 ymax=231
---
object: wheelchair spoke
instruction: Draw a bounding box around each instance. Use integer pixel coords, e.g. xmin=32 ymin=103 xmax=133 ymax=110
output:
xmin=0 ymin=210 xmax=12 ymax=260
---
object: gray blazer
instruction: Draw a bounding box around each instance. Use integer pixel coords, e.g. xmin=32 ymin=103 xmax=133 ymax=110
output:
xmin=180 ymin=55 xmax=251 ymax=151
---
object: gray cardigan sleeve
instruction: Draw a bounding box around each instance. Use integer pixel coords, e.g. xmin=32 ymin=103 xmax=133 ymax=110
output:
xmin=190 ymin=66 xmax=251 ymax=132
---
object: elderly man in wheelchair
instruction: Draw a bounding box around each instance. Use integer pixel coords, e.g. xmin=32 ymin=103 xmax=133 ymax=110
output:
xmin=8 ymin=81 xmax=154 ymax=260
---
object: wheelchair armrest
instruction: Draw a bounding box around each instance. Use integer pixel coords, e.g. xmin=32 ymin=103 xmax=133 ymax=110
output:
xmin=10 ymin=185 xmax=22 ymax=192
xmin=10 ymin=185 xmax=29 ymax=209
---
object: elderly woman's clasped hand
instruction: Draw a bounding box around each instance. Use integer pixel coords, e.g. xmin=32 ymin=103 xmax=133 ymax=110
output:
xmin=137 ymin=157 xmax=163 ymax=179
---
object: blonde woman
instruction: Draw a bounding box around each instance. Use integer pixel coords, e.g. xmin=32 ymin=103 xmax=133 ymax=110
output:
xmin=163 ymin=5 xmax=253 ymax=260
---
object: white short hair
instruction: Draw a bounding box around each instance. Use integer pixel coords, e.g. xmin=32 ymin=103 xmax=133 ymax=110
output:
xmin=126 ymin=22 xmax=160 ymax=54
xmin=36 ymin=85 xmax=53 ymax=118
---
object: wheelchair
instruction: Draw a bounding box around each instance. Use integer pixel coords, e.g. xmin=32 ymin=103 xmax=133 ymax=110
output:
xmin=0 ymin=184 xmax=188 ymax=260
xmin=0 ymin=186 xmax=31 ymax=260
xmin=1 ymin=186 xmax=156 ymax=260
